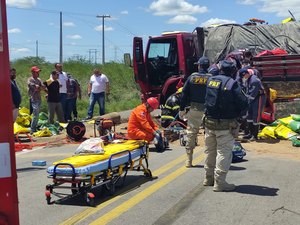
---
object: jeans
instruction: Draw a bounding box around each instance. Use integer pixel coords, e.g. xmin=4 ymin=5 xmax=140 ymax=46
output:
xmin=60 ymin=93 xmax=68 ymax=121
xmin=87 ymin=92 xmax=105 ymax=117
xmin=66 ymin=98 xmax=77 ymax=121
xmin=31 ymin=100 xmax=41 ymax=132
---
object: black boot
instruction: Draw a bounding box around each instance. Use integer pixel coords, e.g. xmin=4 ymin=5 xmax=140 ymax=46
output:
xmin=243 ymin=122 xmax=252 ymax=139
xmin=250 ymin=124 xmax=259 ymax=141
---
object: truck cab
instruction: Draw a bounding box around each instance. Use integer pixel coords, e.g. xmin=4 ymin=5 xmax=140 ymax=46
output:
xmin=133 ymin=30 xmax=203 ymax=103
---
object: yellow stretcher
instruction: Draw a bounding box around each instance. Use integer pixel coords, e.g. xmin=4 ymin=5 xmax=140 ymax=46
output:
xmin=45 ymin=140 xmax=152 ymax=206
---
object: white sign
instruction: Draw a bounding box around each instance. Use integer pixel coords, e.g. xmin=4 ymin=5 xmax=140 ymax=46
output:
xmin=0 ymin=143 xmax=12 ymax=178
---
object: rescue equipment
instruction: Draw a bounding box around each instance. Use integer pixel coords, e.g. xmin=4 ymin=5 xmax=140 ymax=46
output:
xmin=66 ymin=121 xmax=86 ymax=141
xmin=45 ymin=140 xmax=152 ymax=206
xmin=232 ymin=142 xmax=246 ymax=162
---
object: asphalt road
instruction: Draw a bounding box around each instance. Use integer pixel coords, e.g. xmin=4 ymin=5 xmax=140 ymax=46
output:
xmin=16 ymin=140 xmax=300 ymax=225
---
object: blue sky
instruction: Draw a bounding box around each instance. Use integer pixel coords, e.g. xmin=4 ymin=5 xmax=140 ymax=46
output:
xmin=6 ymin=0 xmax=300 ymax=63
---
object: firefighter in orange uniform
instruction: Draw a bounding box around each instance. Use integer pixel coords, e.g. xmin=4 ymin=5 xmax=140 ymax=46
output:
xmin=127 ymin=97 xmax=160 ymax=143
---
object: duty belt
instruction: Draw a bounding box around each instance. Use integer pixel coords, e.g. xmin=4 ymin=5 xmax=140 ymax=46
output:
xmin=190 ymin=102 xmax=205 ymax=111
xmin=204 ymin=117 xmax=236 ymax=130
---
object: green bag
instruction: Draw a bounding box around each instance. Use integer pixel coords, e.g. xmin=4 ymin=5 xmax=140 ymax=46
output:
xmin=39 ymin=112 xmax=48 ymax=120
xmin=289 ymin=121 xmax=300 ymax=133
xmin=290 ymin=136 xmax=300 ymax=147
xmin=291 ymin=114 xmax=300 ymax=122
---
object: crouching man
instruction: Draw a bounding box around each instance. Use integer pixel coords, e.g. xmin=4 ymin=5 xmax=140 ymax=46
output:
xmin=127 ymin=97 xmax=162 ymax=145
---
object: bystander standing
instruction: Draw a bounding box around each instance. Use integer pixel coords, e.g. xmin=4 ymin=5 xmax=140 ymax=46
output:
xmin=44 ymin=71 xmax=65 ymax=124
xmin=84 ymin=68 xmax=110 ymax=120
xmin=27 ymin=66 xmax=45 ymax=133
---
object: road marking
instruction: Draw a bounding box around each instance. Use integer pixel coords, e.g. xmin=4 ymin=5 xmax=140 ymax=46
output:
xmin=90 ymin=153 xmax=206 ymax=225
xmin=60 ymin=148 xmax=203 ymax=225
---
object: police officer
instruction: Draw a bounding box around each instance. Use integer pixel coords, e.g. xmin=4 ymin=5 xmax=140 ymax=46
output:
xmin=237 ymin=68 xmax=266 ymax=141
xmin=179 ymin=56 xmax=211 ymax=167
xmin=204 ymin=60 xmax=248 ymax=192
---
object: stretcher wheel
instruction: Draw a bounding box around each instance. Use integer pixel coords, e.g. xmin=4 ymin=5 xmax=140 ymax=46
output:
xmin=86 ymin=192 xmax=95 ymax=207
xmin=144 ymin=169 xmax=152 ymax=178
xmin=46 ymin=184 xmax=53 ymax=194
xmin=45 ymin=191 xmax=51 ymax=205
xmin=105 ymin=181 xmax=115 ymax=196
xmin=71 ymin=182 xmax=81 ymax=195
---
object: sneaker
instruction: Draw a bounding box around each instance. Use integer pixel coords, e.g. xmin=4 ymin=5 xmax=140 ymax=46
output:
xmin=203 ymin=177 xmax=214 ymax=186
xmin=82 ymin=116 xmax=92 ymax=121
xmin=213 ymin=181 xmax=235 ymax=192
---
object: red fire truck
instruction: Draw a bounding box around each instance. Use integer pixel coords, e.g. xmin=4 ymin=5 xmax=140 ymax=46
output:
xmin=133 ymin=22 xmax=300 ymax=123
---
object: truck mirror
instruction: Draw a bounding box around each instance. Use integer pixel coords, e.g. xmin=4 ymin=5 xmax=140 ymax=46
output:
xmin=124 ymin=53 xmax=132 ymax=67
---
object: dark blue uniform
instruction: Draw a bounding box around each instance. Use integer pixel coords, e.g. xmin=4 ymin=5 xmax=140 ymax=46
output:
xmin=180 ymin=69 xmax=211 ymax=110
xmin=205 ymin=75 xmax=248 ymax=120
xmin=180 ymin=67 xmax=211 ymax=167
xmin=237 ymin=68 xmax=266 ymax=139
xmin=203 ymin=60 xmax=248 ymax=191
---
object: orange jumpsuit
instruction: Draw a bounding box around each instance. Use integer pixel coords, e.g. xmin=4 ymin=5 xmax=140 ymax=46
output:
xmin=127 ymin=104 xmax=159 ymax=142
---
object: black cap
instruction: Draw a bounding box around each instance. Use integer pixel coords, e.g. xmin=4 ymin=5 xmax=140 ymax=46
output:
xmin=239 ymin=68 xmax=250 ymax=78
xmin=195 ymin=56 xmax=210 ymax=66
xmin=220 ymin=60 xmax=236 ymax=76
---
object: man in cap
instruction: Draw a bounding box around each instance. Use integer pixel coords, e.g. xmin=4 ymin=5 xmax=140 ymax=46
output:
xmin=27 ymin=66 xmax=45 ymax=133
xmin=237 ymin=68 xmax=266 ymax=141
xmin=179 ymin=56 xmax=211 ymax=167
xmin=203 ymin=60 xmax=248 ymax=191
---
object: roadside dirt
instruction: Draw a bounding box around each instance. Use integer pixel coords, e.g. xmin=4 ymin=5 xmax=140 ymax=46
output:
xmin=26 ymin=121 xmax=300 ymax=161
xmin=195 ymin=130 xmax=300 ymax=161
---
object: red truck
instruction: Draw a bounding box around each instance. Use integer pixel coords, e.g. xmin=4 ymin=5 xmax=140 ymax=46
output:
xmin=133 ymin=22 xmax=300 ymax=123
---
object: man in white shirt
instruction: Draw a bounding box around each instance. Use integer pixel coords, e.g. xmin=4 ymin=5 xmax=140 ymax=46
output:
xmin=52 ymin=63 xmax=69 ymax=121
xmin=85 ymin=68 xmax=110 ymax=120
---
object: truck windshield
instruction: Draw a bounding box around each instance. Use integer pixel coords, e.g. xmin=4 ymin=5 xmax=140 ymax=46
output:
xmin=148 ymin=43 xmax=170 ymax=58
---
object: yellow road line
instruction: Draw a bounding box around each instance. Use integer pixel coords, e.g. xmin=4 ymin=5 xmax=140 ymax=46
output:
xmin=90 ymin=153 xmax=206 ymax=225
xmin=60 ymin=149 xmax=201 ymax=225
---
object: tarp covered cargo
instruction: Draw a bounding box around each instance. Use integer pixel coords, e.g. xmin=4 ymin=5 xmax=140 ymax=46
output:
xmin=201 ymin=22 xmax=300 ymax=63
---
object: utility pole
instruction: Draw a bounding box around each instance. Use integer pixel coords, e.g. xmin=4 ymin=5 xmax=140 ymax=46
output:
xmin=96 ymin=15 xmax=110 ymax=64
xmin=36 ymin=40 xmax=38 ymax=58
xmin=88 ymin=49 xmax=99 ymax=64
xmin=59 ymin=11 xmax=63 ymax=64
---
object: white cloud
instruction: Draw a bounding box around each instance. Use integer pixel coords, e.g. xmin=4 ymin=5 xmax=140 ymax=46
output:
xmin=237 ymin=0 xmax=260 ymax=5
xmin=6 ymin=0 xmax=36 ymax=8
xmin=121 ymin=10 xmax=129 ymax=15
xmin=11 ymin=47 xmax=30 ymax=53
xmin=63 ymin=22 xmax=75 ymax=27
xmin=201 ymin=18 xmax=236 ymax=27
xmin=167 ymin=15 xmax=197 ymax=24
xmin=237 ymin=0 xmax=300 ymax=18
xmin=94 ymin=25 xmax=114 ymax=32
xmin=258 ymin=0 xmax=300 ymax=18
xmin=8 ymin=28 xmax=21 ymax=33
xmin=66 ymin=34 xmax=82 ymax=40
xmin=149 ymin=0 xmax=208 ymax=16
